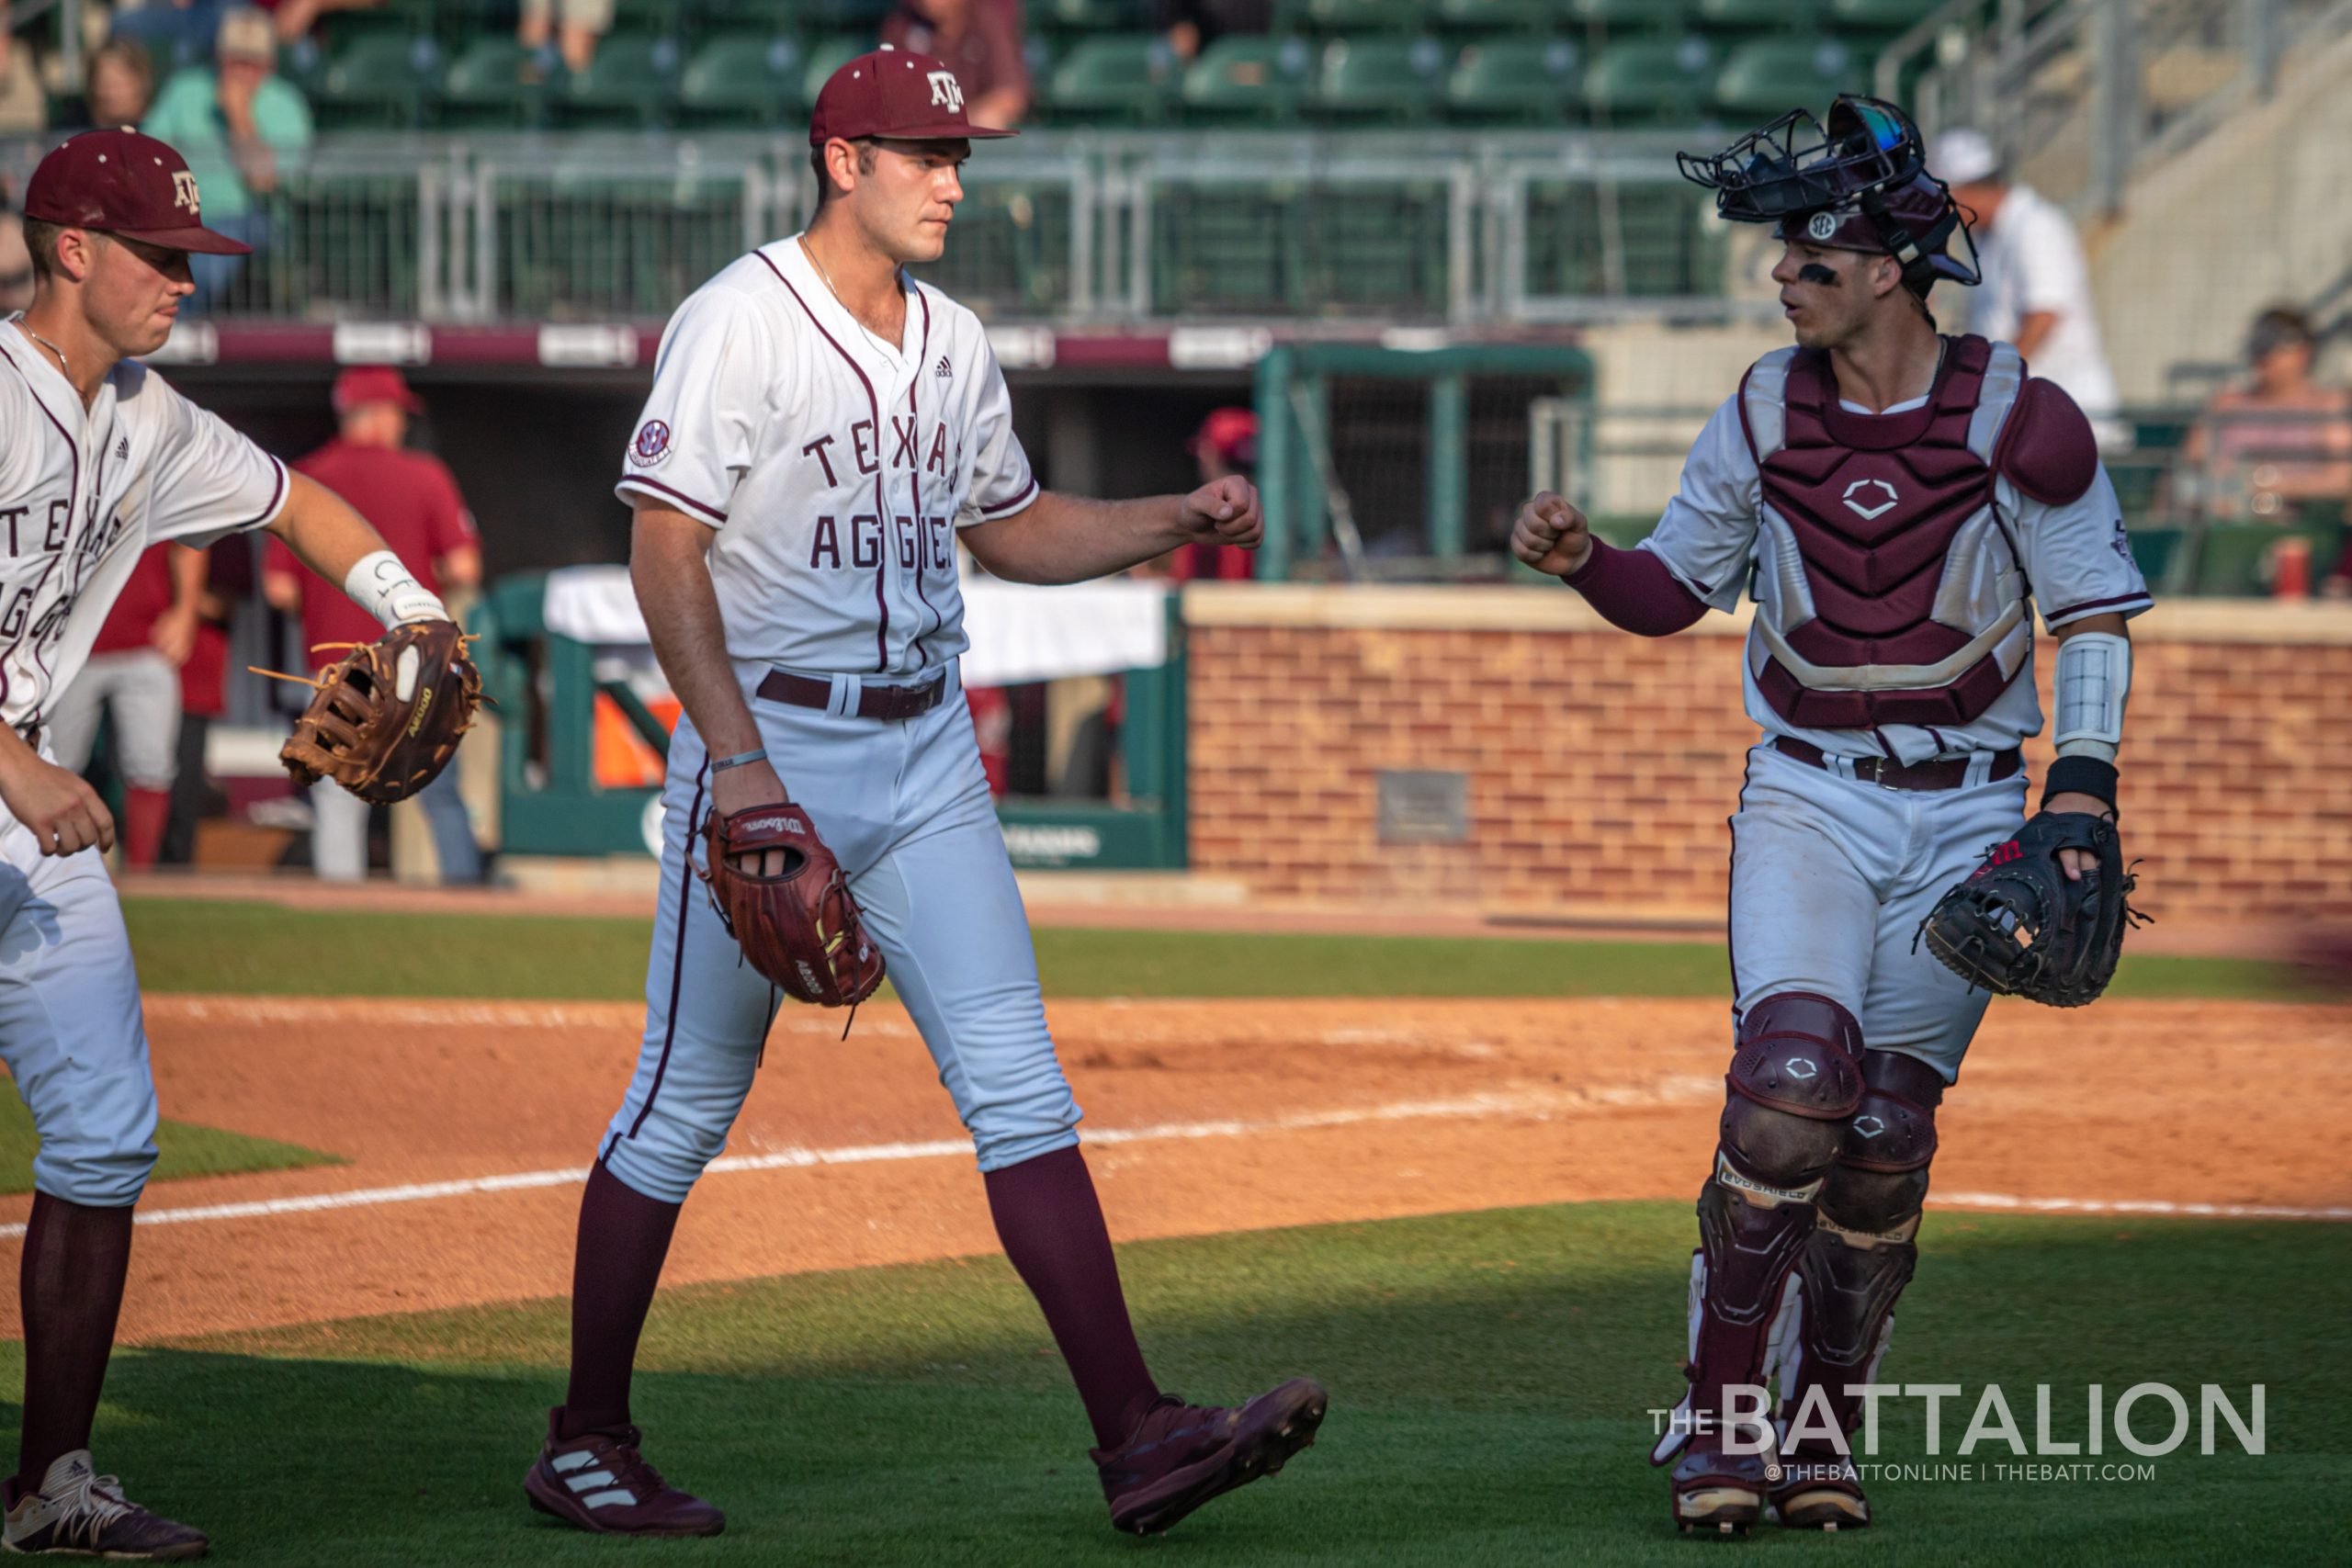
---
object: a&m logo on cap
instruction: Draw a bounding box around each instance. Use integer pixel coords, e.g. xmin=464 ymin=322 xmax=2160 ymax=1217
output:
xmin=927 ymin=70 xmax=963 ymax=111
xmin=173 ymin=170 xmax=200 ymax=214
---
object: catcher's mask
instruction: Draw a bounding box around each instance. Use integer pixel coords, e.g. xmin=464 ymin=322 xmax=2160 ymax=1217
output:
xmin=1678 ymin=94 xmax=1980 ymax=299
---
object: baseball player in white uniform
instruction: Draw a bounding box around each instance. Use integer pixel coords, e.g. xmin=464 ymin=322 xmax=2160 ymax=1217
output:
xmin=525 ymin=49 xmax=1326 ymax=1541
xmin=1515 ymin=99 xmax=2149 ymax=1536
xmin=1 ymin=130 xmax=468 ymax=1561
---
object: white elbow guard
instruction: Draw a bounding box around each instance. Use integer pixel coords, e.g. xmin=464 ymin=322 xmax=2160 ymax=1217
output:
xmin=2052 ymin=630 xmax=2130 ymax=761
xmin=345 ymin=549 xmax=450 ymax=631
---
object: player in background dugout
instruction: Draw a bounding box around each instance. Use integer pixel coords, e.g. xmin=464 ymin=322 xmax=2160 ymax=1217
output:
xmin=265 ymin=365 xmax=484 ymax=883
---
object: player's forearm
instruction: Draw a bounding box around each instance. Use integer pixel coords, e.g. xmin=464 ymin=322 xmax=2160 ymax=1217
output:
xmin=167 ymin=543 xmax=207 ymax=614
xmin=267 ymin=473 xmax=448 ymax=626
xmin=630 ymin=510 xmax=762 ymax=761
xmin=2012 ymin=310 xmax=2058 ymax=360
xmin=964 ymin=491 xmax=1189 ymax=584
xmin=1561 ymin=539 xmax=1709 ymax=637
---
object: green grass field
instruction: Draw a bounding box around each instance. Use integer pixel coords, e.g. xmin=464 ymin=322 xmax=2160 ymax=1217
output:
xmin=8 ymin=1201 xmax=2336 ymax=1566
xmin=0 ymin=1094 xmax=337 ymax=1196
xmin=121 ymin=897 xmax=2294 ymax=1003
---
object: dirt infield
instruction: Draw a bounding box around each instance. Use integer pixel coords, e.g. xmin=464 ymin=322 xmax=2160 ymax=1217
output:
xmin=6 ymin=994 xmax=2340 ymax=1346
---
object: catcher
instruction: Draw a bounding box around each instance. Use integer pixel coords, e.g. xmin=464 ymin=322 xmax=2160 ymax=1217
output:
xmin=1510 ymin=97 xmax=2149 ymax=1536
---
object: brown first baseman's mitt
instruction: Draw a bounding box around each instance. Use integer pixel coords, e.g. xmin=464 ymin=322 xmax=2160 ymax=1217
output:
xmin=270 ymin=620 xmax=483 ymax=806
xmin=700 ymin=801 xmax=886 ymax=1007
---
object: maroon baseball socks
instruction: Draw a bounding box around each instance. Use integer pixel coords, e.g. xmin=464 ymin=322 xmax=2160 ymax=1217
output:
xmin=556 ymin=1159 xmax=683 ymax=1440
xmin=983 ymin=1145 xmax=1161 ymax=1450
xmin=11 ymin=1192 xmax=133 ymax=1492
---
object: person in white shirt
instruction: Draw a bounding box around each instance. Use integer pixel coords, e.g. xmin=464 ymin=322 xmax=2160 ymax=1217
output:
xmin=1935 ymin=128 xmax=2123 ymax=439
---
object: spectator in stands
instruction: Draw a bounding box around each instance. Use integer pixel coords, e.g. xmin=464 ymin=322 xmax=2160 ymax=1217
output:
xmin=163 ymin=537 xmax=253 ymax=866
xmin=1165 ymin=407 xmax=1260 ymax=581
xmin=51 ymin=39 xmax=161 ymax=133
xmin=0 ymin=210 xmax=32 ymax=315
xmin=518 ymin=0 xmax=610 ymax=78
xmin=1155 ymin=0 xmax=1277 ymax=63
xmin=2183 ymin=307 xmax=2352 ymax=521
xmin=111 ymin=0 xmax=233 ymax=78
xmin=881 ymin=0 xmax=1031 ymax=129
xmin=0 ymin=20 xmax=45 ymax=132
xmin=268 ymin=0 xmax=388 ymax=47
xmin=1936 ymin=128 xmax=2123 ymax=444
xmin=266 ymin=367 xmax=485 ymax=884
xmin=47 ymin=545 xmax=209 ymax=873
xmin=142 ymin=7 xmax=313 ymax=312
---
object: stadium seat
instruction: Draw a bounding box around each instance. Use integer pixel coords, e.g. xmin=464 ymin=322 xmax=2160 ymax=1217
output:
xmin=798 ymin=0 xmax=891 ymax=27
xmin=562 ymin=32 xmax=682 ymax=127
xmin=1037 ymin=0 xmax=1150 ymax=32
xmin=1565 ymin=0 xmax=1687 ymax=31
xmin=1580 ymin=35 xmax=1714 ymax=124
xmin=801 ymin=34 xmax=872 ymax=109
xmin=1445 ymin=37 xmax=1580 ymax=123
xmin=608 ymin=0 xmax=689 ymax=39
xmin=1713 ymin=37 xmax=1864 ymax=118
xmin=314 ymin=33 xmax=440 ymax=129
xmin=1299 ymin=0 xmax=1429 ymax=31
xmin=1311 ymin=36 xmax=1446 ymax=122
xmin=1435 ymin=0 xmax=1562 ymax=30
xmin=677 ymin=32 xmax=801 ymax=128
xmin=438 ymin=38 xmax=558 ymax=129
xmin=1180 ymin=35 xmax=1311 ymax=123
xmin=1044 ymin=34 xmax=1178 ymax=123
xmin=1829 ymin=0 xmax=1943 ymax=32
xmin=1696 ymin=0 xmax=1820 ymax=34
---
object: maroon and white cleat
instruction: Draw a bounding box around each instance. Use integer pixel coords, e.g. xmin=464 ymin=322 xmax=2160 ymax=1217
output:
xmin=1 ymin=1450 xmax=209 ymax=1561
xmin=523 ymin=1410 xmax=725 ymax=1537
xmin=1095 ymin=1378 xmax=1328 ymax=1536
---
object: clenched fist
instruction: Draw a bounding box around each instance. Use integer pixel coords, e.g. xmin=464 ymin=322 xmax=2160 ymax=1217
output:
xmin=1510 ymin=491 xmax=1593 ymax=578
xmin=1179 ymin=475 xmax=1262 ymax=550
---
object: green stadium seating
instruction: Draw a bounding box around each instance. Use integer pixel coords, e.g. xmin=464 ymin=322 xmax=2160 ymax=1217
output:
xmin=1444 ymin=37 xmax=1581 ymax=123
xmin=561 ymin=32 xmax=682 ymax=127
xmin=314 ymin=33 xmax=439 ymax=129
xmin=1697 ymin=0 xmax=1820 ymax=33
xmin=1180 ymin=35 xmax=1312 ymax=123
xmin=1580 ymin=35 xmax=1714 ymax=124
xmin=677 ymin=32 xmax=801 ymax=128
xmin=798 ymin=0 xmax=890 ymax=27
xmin=438 ymin=38 xmax=558 ymax=129
xmin=1311 ymin=36 xmax=1446 ymax=122
xmin=1044 ymin=35 xmax=1179 ymax=123
xmin=1565 ymin=0 xmax=1686 ymax=30
xmin=608 ymin=0 xmax=690 ymax=38
xmin=801 ymin=34 xmax=874 ymax=109
xmin=2192 ymin=521 xmax=2346 ymax=593
xmin=1436 ymin=0 xmax=1562 ymax=29
xmin=1828 ymin=0 xmax=1943 ymax=32
xmin=1300 ymin=0 xmax=1430 ymax=31
xmin=1713 ymin=37 xmax=1865 ymax=118
xmin=1037 ymin=0 xmax=1150 ymax=32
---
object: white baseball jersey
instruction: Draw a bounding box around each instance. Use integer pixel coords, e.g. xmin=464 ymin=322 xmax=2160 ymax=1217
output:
xmin=0 ymin=321 xmax=288 ymax=733
xmin=1639 ymin=385 xmax=2150 ymax=763
xmin=615 ymin=237 xmax=1037 ymax=679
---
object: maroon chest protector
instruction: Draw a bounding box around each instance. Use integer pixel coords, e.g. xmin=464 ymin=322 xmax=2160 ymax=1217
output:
xmin=1748 ymin=334 xmax=2019 ymax=731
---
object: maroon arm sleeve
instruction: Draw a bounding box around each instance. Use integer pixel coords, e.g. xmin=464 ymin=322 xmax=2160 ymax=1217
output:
xmin=1559 ymin=538 xmax=1710 ymax=637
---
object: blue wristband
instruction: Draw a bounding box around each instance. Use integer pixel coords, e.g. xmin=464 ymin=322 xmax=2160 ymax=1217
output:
xmin=712 ymin=749 xmax=768 ymax=773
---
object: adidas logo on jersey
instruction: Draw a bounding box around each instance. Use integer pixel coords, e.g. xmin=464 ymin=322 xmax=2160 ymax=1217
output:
xmin=115 ymin=436 xmax=129 ymax=460
xmin=934 ymin=355 xmax=953 ymax=380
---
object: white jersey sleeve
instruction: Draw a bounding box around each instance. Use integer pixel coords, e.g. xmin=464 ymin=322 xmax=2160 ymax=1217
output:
xmin=616 ymin=282 xmax=779 ymax=525
xmin=132 ymin=368 xmax=289 ymax=546
xmin=956 ymin=337 xmax=1037 ymax=526
xmin=2018 ymin=465 xmax=2154 ymax=630
xmin=1636 ymin=392 xmax=1758 ymax=614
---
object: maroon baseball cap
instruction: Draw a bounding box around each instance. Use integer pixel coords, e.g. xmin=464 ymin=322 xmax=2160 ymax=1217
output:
xmin=22 ymin=130 xmax=252 ymax=255
xmin=808 ymin=49 xmax=1016 ymax=147
xmin=333 ymin=365 xmax=424 ymax=414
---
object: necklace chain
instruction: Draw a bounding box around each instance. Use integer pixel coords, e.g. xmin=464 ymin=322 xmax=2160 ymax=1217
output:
xmin=20 ymin=323 xmax=69 ymax=380
xmin=797 ymin=237 xmax=902 ymax=355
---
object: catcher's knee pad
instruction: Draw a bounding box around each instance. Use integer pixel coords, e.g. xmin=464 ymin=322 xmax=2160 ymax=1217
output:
xmin=1815 ymin=1051 xmax=1943 ymax=1235
xmin=1719 ymin=992 xmax=1865 ymax=1190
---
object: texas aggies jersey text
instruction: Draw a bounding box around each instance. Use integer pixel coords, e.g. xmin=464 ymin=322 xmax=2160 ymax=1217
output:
xmin=615 ymin=238 xmax=1036 ymax=679
xmin=0 ymin=328 xmax=288 ymax=733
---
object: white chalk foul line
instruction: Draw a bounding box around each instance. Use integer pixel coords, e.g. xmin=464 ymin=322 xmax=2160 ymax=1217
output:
xmin=1930 ymin=1191 xmax=2352 ymax=1222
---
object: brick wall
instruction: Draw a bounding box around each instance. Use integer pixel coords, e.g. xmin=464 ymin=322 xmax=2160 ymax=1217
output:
xmin=1183 ymin=586 xmax=2352 ymax=929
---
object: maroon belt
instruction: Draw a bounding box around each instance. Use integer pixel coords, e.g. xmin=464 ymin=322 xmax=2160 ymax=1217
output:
xmin=1771 ymin=737 xmax=2020 ymax=792
xmin=757 ymin=670 xmax=945 ymax=722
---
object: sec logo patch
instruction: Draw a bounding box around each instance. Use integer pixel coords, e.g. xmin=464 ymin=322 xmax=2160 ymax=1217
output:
xmin=629 ymin=420 xmax=673 ymax=468
xmin=1806 ymin=211 xmax=1839 ymax=243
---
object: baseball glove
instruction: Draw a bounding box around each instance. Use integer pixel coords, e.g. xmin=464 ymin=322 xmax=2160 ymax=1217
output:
xmin=274 ymin=620 xmax=482 ymax=806
xmin=1918 ymin=811 xmax=2145 ymax=1008
xmin=700 ymin=802 xmax=885 ymax=1008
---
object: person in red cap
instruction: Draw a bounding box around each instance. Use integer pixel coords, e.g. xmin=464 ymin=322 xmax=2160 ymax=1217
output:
xmin=1169 ymin=407 xmax=1261 ymax=581
xmin=3 ymin=130 xmax=477 ymax=1560
xmin=264 ymin=365 xmax=484 ymax=883
xmin=526 ymin=48 xmax=1317 ymax=1546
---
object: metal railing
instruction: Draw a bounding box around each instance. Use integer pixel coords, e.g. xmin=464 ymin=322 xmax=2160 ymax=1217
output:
xmin=0 ymin=129 xmax=1750 ymax=325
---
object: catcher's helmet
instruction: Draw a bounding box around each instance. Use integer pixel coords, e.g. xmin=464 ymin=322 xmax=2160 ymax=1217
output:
xmin=1678 ymin=95 xmax=1979 ymax=296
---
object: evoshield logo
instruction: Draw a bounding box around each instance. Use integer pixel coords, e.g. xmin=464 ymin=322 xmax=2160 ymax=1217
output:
xmin=1843 ymin=479 xmax=1899 ymax=520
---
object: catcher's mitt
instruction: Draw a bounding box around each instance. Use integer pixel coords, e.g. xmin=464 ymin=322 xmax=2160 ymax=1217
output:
xmin=700 ymin=802 xmax=885 ymax=1008
xmin=1919 ymin=811 xmax=2145 ymax=1008
xmin=273 ymin=620 xmax=482 ymax=806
